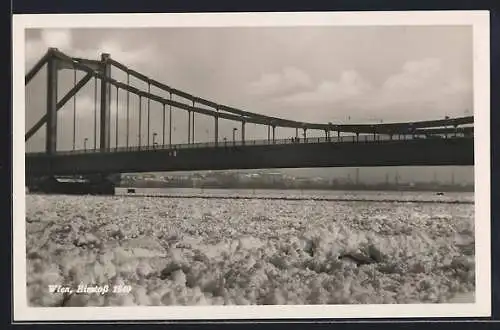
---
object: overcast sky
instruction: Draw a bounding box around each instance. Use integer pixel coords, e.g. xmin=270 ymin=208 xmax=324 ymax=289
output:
xmin=24 ymin=26 xmax=474 ymax=183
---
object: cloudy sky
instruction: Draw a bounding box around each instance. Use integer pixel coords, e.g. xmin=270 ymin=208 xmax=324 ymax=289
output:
xmin=24 ymin=26 xmax=474 ymax=183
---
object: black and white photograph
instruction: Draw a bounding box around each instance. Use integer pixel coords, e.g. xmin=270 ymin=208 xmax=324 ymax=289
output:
xmin=13 ymin=11 xmax=490 ymax=321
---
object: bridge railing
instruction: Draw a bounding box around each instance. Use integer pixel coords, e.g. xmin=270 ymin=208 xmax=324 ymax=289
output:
xmin=26 ymin=131 xmax=469 ymax=156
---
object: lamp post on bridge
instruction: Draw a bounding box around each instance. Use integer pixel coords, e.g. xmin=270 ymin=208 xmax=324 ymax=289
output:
xmin=444 ymin=115 xmax=450 ymax=138
xmin=232 ymin=128 xmax=238 ymax=146
xmin=241 ymin=120 xmax=246 ymax=145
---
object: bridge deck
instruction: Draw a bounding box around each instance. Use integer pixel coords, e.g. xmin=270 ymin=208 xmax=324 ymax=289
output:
xmin=26 ymin=136 xmax=474 ymax=176
xmin=26 ymin=131 xmax=471 ymax=156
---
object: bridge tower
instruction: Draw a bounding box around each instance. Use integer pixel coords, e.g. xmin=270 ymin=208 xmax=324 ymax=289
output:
xmin=45 ymin=49 xmax=58 ymax=154
xmin=41 ymin=49 xmax=113 ymax=154
xmin=99 ymin=53 xmax=112 ymax=151
xmin=26 ymin=48 xmax=118 ymax=195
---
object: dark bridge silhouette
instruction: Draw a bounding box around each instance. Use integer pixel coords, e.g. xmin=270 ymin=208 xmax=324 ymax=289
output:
xmin=25 ymin=48 xmax=474 ymax=194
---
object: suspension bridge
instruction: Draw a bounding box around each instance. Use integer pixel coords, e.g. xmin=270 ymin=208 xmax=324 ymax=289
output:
xmin=25 ymin=48 xmax=474 ymax=194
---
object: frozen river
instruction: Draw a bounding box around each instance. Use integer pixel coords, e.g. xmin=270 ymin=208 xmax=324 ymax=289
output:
xmin=25 ymin=189 xmax=475 ymax=306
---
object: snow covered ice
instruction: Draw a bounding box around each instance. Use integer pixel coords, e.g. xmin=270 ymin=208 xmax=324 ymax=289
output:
xmin=25 ymin=191 xmax=475 ymax=306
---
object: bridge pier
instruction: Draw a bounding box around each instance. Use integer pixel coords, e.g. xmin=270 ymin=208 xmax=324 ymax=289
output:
xmin=27 ymin=173 xmax=117 ymax=195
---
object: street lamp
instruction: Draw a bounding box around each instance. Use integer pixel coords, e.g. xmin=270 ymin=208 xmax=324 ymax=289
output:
xmin=153 ymin=132 xmax=158 ymax=148
xmin=444 ymin=115 xmax=450 ymax=139
xmin=232 ymin=128 xmax=238 ymax=145
xmin=84 ymin=138 xmax=88 ymax=151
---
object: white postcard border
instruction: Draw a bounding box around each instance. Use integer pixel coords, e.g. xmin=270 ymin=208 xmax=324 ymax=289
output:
xmin=12 ymin=10 xmax=491 ymax=321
